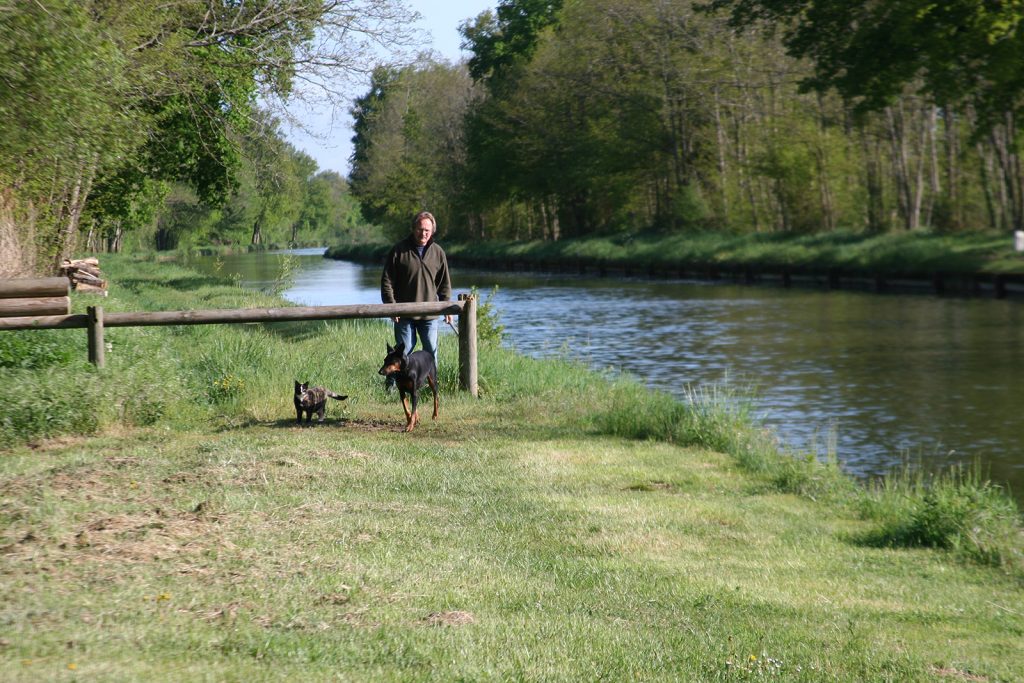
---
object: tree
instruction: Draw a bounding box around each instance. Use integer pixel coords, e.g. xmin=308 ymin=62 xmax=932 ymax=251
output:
xmin=461 ymin=0 xmax=564 ymax=90
xmin=348 ymin=58 xmax=480 ymax=240
xmin=713 ymin=0 xmax=1024 ymax=230
xmin=713 ymin=0 xmax=1024 ymax=126
xmin=461 ymin=0 xmax=723 ymax=236
xmin=0 ymin=0 xmax=128 ymax=268
xmin=294 ymin=172 xmax=364 ymax=243
xmin=1 ymin=0 xmax=416 ymax=270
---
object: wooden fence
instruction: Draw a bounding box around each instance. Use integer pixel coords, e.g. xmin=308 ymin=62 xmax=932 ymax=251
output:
xmin=0 ymin=278 xmax=478 ymax=396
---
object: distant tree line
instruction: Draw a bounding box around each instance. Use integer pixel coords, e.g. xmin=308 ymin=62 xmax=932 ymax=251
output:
xmin=348 ymin=0 xmax=1024 ymax=242
xmin=1 ymin=0 xmax=412 ymax=276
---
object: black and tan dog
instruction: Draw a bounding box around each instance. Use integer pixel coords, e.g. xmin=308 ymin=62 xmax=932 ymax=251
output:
xmin=293 ymin=381 xmax=347 ymax=424
xmin=377 ymin=342 xmax=438 ymax=432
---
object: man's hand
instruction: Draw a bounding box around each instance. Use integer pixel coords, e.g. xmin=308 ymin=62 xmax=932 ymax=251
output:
xmin=392 ymin=316 xmax=400 ymax=323
xmin=444 ymin=315 xmax=453 ymax=325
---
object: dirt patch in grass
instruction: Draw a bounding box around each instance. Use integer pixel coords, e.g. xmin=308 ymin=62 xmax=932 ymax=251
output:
xmin=193 ymin=601 xmax=249 ymax=622
xmin=49 ymin=468 xmax=118 ymax=497
xmin=2 ymin=499 xmax=230 ymax=573
xmin=60 ymin=509 xmax=229 ymax=564
xmin=338 ymin=608 xmax=380 ymax=628
xmin=22 ymin=435 xmax=95 ymax=452
xmin=345 ymin=417 xmax=412 ymax=433
xmin=625 ymin=480 xmax=678 ymax=493
xmin=162 ymin=470 xmax=203 ymax=485
xmin=929 ymin=666 xmax=989 ymax=681
xmin=307 ymin=448 xmax=373 ymax=460
xmin=424 ymin=610 xmax=476 ymax=627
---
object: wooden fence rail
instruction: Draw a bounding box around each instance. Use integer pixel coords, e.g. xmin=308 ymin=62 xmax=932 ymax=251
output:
xmin=1 ymin=298 xmax=479 ymax=396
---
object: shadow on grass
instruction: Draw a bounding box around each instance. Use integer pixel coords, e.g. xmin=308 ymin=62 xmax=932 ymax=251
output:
xmin=216 ymin=415 xmax=403 ymax=434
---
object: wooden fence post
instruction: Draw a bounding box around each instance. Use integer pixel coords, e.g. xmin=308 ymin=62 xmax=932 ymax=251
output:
xmin=458 ymin=294 xmax=478 ymax=397
xmin=87 ymin=305 xmax=104 ymax=368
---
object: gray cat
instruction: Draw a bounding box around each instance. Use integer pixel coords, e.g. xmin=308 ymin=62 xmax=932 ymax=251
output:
xmin=294 ymin=381 xmax=347 ymax=424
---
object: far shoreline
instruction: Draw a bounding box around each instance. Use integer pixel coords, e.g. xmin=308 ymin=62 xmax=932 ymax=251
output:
xmin=324 ymin=229 xmax=1024 ymax=300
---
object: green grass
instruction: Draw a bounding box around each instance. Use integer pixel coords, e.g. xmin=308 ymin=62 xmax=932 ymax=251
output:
xmin=327 ymin=229 xmax=1024 ymax=276
xmin=2 ymin=255 xmax=1023 ymax=681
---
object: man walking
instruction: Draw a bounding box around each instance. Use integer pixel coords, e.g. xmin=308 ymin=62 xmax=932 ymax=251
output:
xmin=380 ymin=211 xmax=452 ymax=363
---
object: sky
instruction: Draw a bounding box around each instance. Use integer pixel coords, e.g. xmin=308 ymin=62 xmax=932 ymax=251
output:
xmin=284 ymin=1 xmax=495 ymax=177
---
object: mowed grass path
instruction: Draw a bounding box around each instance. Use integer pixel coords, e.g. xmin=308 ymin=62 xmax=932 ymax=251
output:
xmin=1 ymin=255 xmax=1022 ymax=681
xmin=3 ymin=406 xmax=1022 ymax=681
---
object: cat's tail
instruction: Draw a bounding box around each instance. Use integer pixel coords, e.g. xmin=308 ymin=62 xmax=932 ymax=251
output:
xmin=327 ymin=391 xmax=348 ymax=401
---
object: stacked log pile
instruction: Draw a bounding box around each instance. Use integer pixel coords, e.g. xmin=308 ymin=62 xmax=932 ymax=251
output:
xmin=60 ymin=257 xmax=107 ymax=295
xmin=0 ymin=277 xmax=70 ymax=317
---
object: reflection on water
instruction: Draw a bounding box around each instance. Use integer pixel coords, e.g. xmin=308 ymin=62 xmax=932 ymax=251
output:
xmin=187 ymin=248 xmax=1024 ymax=499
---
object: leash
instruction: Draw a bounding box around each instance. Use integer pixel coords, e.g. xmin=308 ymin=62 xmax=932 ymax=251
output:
xmin=445 ymin=319 xmax=459 ymax=337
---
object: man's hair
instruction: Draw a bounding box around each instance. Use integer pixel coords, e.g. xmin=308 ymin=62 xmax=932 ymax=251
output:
xmin=412 ymin=211 xmax=436 ymax=231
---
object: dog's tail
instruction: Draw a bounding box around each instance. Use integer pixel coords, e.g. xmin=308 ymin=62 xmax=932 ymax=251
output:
xmin=326 ymin=391 xmax=348 ymax=401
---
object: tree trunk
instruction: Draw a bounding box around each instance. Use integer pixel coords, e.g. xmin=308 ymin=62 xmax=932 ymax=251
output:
xmin=922 ymin=105 xmax=940 ymax=229
xmin=909 ymin=104 xmax=928 ymax=231
xmin=53 ymin=153 xmax=99 ymax=271
xmin=885 ymin=104 xmax=914 ymax=230
xmin=814 ymin=94 xmax=836 ymax=231
xmin=976 ymin=141 xmax=1002 ymax=230
xmin=733 ymin=105 xmax=761 ymax=232
xmin=107 ymin=224 xmax=124 ymax=253
xmin=859 ymin=122 xmax=886 ymax=232
xmin=251 ymin=211 xmax=264 ymax=245
xmin=713 ymin=87 xmax=730 ymax=224
xmin=990 ymin=111 xmax=1024 ymax=231
xmin=942 ymin=106 xmax=961 ymax=230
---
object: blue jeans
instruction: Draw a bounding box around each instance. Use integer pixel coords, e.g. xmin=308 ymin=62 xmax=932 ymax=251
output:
xmin=394 ymin=317 xmax=440 ymax=360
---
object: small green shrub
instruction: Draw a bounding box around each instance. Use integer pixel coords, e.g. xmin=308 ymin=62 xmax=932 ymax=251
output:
xmin=208 ymin=373 xmax=247 ymax=404
xmin=670 ymin=184 xmax=711 ymax=230
xmin=189 ymin=331 xmax=274 ymax=404
xmin=468 ymin=285 xmax=505 ymax=345
xmin=0 ymin=330 xmax=78 ymax=369
xmin=123 ymin=398 xmax=166 ymax=426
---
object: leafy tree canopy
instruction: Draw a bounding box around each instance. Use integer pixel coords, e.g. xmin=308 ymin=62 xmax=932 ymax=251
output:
xmin=712 ymin=0 xmax=1024 ymax=126
xmin=2 ymin=0 xmax=413 ymax=267
xmin=460 ymin=0 xmax=564 ymax=90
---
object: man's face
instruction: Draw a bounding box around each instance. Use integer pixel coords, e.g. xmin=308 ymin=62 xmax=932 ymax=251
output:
xmin=413 ymin=218 xmax=434 ymax=246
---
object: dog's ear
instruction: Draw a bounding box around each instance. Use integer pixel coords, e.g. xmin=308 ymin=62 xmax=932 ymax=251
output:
xmin=387 ymin=343 xmax=394 ymax=354
xmin=294 ymin=380 xmax=301 ymax=391
xmin=395 ymin=342 xmax=406 ymax=355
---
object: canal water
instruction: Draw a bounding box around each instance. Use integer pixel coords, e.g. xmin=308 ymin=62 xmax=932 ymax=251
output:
xmin=187 ymin=247 xmax=1024 ymax=499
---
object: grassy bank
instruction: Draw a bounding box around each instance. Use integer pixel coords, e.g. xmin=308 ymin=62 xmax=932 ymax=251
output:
xmin=2 ymin=256 xmax=1023 ymax=681
xmin=326 ymin=229 xmax=1024 ymax=277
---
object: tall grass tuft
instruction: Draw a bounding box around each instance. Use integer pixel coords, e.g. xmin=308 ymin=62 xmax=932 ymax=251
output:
xmin=858 ymin=462 xmax=1023 ymax=572
xmin=0 ymin=366 xmax=106 ymax=441
xmin=593 ymin=379 xmax=750 ymax=448
xmin=468 ymin=285 xmax=505 ymax=345
xmin=266 ymin=252 xmax=297 ymax=297
xmin=593 ymin=378 xmax=853 ymax=500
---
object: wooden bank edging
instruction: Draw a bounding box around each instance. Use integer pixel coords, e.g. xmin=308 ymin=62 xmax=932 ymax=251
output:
xmin=445 ymin=256 xmax=1024 ymax=299
xmin=323 ymin=248 xmax=1024 ymax=299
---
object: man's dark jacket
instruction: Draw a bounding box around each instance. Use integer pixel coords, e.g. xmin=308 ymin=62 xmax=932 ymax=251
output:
xmin=380 ymin=236 xmax=452 ymax=320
